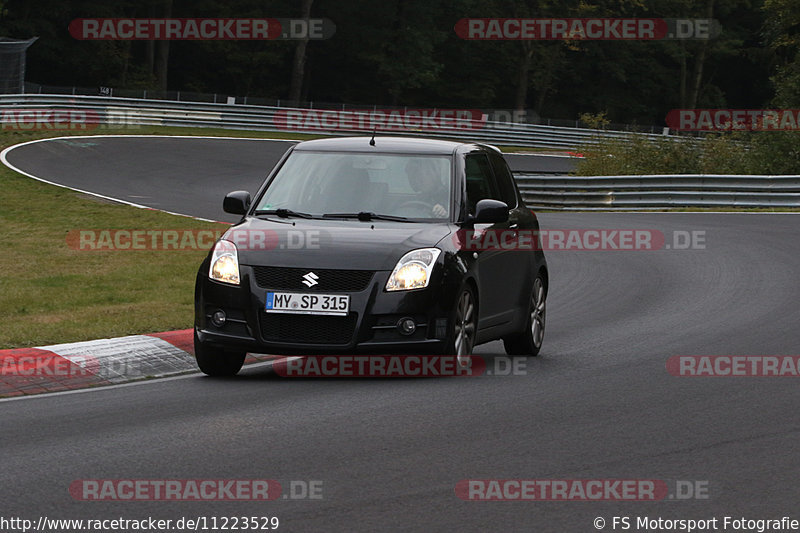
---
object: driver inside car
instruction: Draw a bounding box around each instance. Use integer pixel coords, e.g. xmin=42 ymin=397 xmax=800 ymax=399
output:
xmin=404 ymin=158 xmax=449 ymax=218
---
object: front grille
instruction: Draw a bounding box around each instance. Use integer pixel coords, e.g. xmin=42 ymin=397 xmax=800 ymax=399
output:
xmin=251 ymin=266 xmax=374 ymax=292
xmin=260 ymin=311 xmax=358 ymax=345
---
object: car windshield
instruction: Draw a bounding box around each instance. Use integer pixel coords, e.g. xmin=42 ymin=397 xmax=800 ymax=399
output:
xmin=255 ymin=152 xmax=452 ymax=221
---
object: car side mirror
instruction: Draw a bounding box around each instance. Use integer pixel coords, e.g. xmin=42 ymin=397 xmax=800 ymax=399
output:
xmin=470 ymin=199 xmax=509 ymax=224
xmin=223 ymin=190 xmax=251 ymax=215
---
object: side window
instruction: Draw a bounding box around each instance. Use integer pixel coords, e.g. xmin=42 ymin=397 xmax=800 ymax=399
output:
xmin=489 ymin=152 xmax=518 ymax=208
xmin=464 ymin=153 xmax=501 ymax=214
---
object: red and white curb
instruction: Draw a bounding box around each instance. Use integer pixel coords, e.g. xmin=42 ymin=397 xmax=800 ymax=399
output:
xmin=0 ymin=329 xmax=276 ymax=398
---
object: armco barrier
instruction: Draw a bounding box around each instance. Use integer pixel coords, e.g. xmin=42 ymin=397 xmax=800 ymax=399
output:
xmin=516 ymin=174 xmax=800 ymax=209
xmin=0 ymin=93 xmax=666 ymax=149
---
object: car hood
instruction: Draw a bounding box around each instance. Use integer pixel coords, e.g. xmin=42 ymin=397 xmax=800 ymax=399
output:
xmin=225 ymin=217 xmax=454 ymax=271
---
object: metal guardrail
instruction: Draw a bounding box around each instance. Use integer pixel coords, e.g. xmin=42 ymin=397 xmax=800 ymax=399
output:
xmin=0 ymin=93 xmax=667 ymax=150
xmin=516 ymin=174 xmax=800 ymax=209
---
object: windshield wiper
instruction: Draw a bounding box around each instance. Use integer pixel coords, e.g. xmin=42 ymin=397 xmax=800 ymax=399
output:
xmin=254 ymin=208 xmax=316 ymax=219
xmin=322 ymin=212 xmax=411 ymax=222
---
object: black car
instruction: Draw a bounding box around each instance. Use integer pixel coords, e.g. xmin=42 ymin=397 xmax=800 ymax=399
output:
xmin=194 ymin=136 xmax=548 ymax=376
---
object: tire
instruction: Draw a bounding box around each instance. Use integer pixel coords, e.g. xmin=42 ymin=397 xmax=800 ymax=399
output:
xmin=503 ymin=274 xmax=546 ymax=357
xmin=443 ymin=285 xmax=478 ymax=367
xmin=194 ymin=331 xmax=246 ymax=377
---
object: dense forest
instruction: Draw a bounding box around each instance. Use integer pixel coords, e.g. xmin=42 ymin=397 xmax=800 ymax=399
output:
xmin=1 ymin=0 xmax=799 ymax=127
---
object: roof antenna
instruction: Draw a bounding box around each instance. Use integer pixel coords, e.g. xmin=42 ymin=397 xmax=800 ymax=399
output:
xmin=369 ymin=126 xmax=376 ymax=146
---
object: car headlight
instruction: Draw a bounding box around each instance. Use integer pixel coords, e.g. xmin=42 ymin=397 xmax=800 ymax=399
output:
xmin=386 ymin=248 xmax=441 ymax=291
xmin=209 ymin=239 xmax=240 ymax=285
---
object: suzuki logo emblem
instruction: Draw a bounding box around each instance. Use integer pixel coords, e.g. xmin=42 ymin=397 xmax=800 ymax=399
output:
xmin=302 ymin=272 xmax=319 ymax=287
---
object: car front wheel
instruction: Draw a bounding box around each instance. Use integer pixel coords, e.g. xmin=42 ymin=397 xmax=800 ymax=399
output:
xmin=503 ymin=274 xmax=546 ymax=356
xmin=194 ymin=331 xmax=246 ymax=377
xmin=443 ymin=285 xmax=478 ymax=367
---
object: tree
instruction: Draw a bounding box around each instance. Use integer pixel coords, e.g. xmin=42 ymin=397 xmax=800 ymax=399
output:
xmin=288 ymin=0 xmax=313 ymax=104
xmin=764 ymin=0 xmax=800 ymax=106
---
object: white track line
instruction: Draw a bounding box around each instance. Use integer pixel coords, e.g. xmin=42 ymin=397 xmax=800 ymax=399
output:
xmin=0 ymin=134 xmax=301 ymax=223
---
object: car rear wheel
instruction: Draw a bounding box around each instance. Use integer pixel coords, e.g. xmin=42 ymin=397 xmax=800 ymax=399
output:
xmin=194 ymin=331 xmax=246 ymax=377
xmin=443 ymin=285 xmax=477 ymax=368
xmin=503 ymin=274 xmax=546 ymax=357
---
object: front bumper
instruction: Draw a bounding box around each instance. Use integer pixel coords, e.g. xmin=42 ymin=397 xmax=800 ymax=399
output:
xmin=195 ymin=264 xmax=457 ymax=355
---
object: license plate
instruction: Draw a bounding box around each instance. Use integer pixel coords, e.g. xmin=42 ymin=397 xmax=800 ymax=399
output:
xmin=265 ymin=292 xmax=350 ymax=316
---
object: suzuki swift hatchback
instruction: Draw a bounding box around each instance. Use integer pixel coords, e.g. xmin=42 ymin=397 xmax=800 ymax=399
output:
xmin=194 ymin=137 xmax=548 ymax=376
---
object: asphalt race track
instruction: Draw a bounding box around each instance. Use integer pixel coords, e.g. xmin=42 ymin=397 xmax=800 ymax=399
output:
xmin=2 ymin=136 xmax=296 ymax=222
xmin=3 ymin=137 xmax=800 ymax=532
xmin=1 ymin=135 xmax=575 ymax=223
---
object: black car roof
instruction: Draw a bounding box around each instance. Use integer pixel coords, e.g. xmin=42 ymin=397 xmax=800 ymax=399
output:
xmin=292 ymin=136 xmax=472 ymax=155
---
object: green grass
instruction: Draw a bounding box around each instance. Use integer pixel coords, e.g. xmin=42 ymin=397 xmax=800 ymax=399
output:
xmin=0 ymin=127 xmax=274 ymax=349
xmin=0 ymin=165 xmax=225 ymax=348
